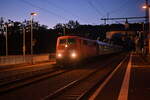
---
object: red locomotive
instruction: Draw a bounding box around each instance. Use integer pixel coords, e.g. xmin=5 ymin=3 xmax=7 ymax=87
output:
xmin=56 ymin=35 xmax=121 ymax=66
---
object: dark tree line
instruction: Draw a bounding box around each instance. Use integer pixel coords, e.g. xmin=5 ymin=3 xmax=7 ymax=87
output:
xmin=0 ymin=18 xmax=144 ymax=56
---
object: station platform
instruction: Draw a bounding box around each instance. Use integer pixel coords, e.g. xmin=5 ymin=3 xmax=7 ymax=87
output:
xmin=90 ymin=52 xmax=150 ymax=100
xmin=0 ymin=61 xmax=55 ymax=72
xmin=128 ymin=53 xmax=150 ymax=100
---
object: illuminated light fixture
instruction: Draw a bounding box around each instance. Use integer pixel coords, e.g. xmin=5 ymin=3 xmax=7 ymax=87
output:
xmin=142 ymin=5 xmax=147 ymax=9
xmin=57 ymin=53 xmax=62 ymax=58
xmin=30 ymin=12 xmax=38 ymax=16
xmin=65 ymin=44 xmax=68 ymax=48
xmin=71 ymin=52 xmax=77 ymax=58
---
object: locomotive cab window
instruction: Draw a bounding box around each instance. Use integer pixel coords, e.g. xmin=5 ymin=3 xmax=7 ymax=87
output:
xmin=59 ymin=39 xmax=66 ymax=44
xmin=59 ymin=38 xmax=76 ymax=45
xmin=68 ymin=38 xmax=76 ymax=44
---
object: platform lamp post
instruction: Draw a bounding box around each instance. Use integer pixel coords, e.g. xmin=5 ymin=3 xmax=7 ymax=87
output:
xmin=143 ymin=5 xmax=150 ymax=54
xmin=3 ymin=22 xmax=14 ymax=56
xmin=30 ymin=12 xmax=37 ymax=64
xmin=22 ymin=25 xmax=26 ymax=62
xmin=20 ymin=23 xmax=26 ymax=62
xmin=4 ymin=24 xmax=8 ymax=56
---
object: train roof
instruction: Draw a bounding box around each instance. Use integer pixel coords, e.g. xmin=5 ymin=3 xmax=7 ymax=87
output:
xmin=96 ymin=40 xmax=111 ymax=46
xmin=58 ymin=35 xmax=80 ymax=39
xmin=58 ymin=36 xmax=122 ymax=48
xmin=58 ymin=35 xmax=97 ymax=42
xmin=97 ymin=40 xmax=122 ymax=48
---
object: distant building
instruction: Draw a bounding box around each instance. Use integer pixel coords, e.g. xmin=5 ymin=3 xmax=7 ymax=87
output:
xmin=106 ymin=31 xmax=136 ymax=39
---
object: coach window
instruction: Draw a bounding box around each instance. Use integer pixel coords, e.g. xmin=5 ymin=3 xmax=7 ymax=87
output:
xmin=99 ymin=45 xmax=102 ymax=49
xmin=94 ymin=42 xmax=97 ymax=46
xmin=102 ymin=45 xmax=104 ymax=49
xmin=87 ymin=41 xmax=93 ymax=46
xmin=83 ymin=40 xmax=87 ymax=45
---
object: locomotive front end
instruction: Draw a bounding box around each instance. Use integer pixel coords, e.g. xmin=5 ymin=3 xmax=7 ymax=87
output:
xmin=56 ymin=36 xmax=80 ymax=65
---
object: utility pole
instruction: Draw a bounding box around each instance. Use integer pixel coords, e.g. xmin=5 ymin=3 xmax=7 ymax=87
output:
xmin=144 ymin=0 xmax=149 ymax=54
xmin=23 ymin=27 xmax=26 ymax=62
xmin=63 ymin=24 xmax=66 ymax=36
xmin=103 ymin=13 xmax=110 ymax=24
xmin=4 ymin=24 xmax=8 ymax=56
xmin=146 ymin=0 xmax=149 ymax=24
xmin=143 ymin=0 xmax=150 ymax=54
xmin=30 ymin=17 xmax=33 ymax=55
xmin=106 ymin=12 xmax=109 ymax=24
xmin=30 ymin=12 xmax=37 ymax=64
xmin=104 ymin=19 xmax=107 ymax=25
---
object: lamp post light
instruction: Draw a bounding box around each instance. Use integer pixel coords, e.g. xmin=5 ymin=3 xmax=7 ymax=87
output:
xmin=30 ymin=12 xmax=37 ymax=56
xmin=143 ymin=5 xmax=147 ymax=9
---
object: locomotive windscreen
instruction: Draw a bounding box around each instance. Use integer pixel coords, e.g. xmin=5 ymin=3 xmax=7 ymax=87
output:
xmin=59 ymin=38 xmax=76 ymax=44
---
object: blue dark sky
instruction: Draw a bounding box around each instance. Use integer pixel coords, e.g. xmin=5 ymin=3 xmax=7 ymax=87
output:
xmin=0 ymin=0 xmax=147 ymax=28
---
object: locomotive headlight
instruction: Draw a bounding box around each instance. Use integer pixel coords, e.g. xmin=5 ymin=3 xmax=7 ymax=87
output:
xmin=57 ymin=53 xmax=62 ymax=58
xmin=65 ymin=44 xmax=68 ymax=48
xmin=71 ymin=52 xmax=77 ymax=58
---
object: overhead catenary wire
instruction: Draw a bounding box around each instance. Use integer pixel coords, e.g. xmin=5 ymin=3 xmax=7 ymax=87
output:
xmin=42 ymin=0 xmax=94 ymax=24
xmin=110 ymin=0 xmax=130 ymax=15
xmin=87 ymin=0 xmax=130 ymax=18
xmin=87 ymin=0 xmax=103 ymax=16
xmin=42 ymin=0 xmax=80 ymax=21
xmin=101 ymin=0 xmax=142 ymax=18
xmin=19 ymin=0 xmax=145 ymax=26
xmin=86 ymin=0 xmax=143 ymax=24
xmin=86 ymin=0 xmax=108 ymax=24
xmin=21 ymin=0 xmax=96 ymax=25
xmin=20 ymin=0 xmax=70 ymax=21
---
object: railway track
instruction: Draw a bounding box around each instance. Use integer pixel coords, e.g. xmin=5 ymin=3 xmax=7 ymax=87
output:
xmin=0 ymin=65 xmax=70 ymax=93
xmin=43 ymin=53 xmax=128 ymax=100
xmin=0 ymin=62 xmax=55 ymax=79
xmin=0 ymin=56 xmax=105 ymax=94
xmin=0 ymin=53 xmax=128 ymax=100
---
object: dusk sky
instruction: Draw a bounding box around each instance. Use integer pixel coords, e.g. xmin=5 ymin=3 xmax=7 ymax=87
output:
xmin=0 ymin=0 xmax=147 ymax=28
